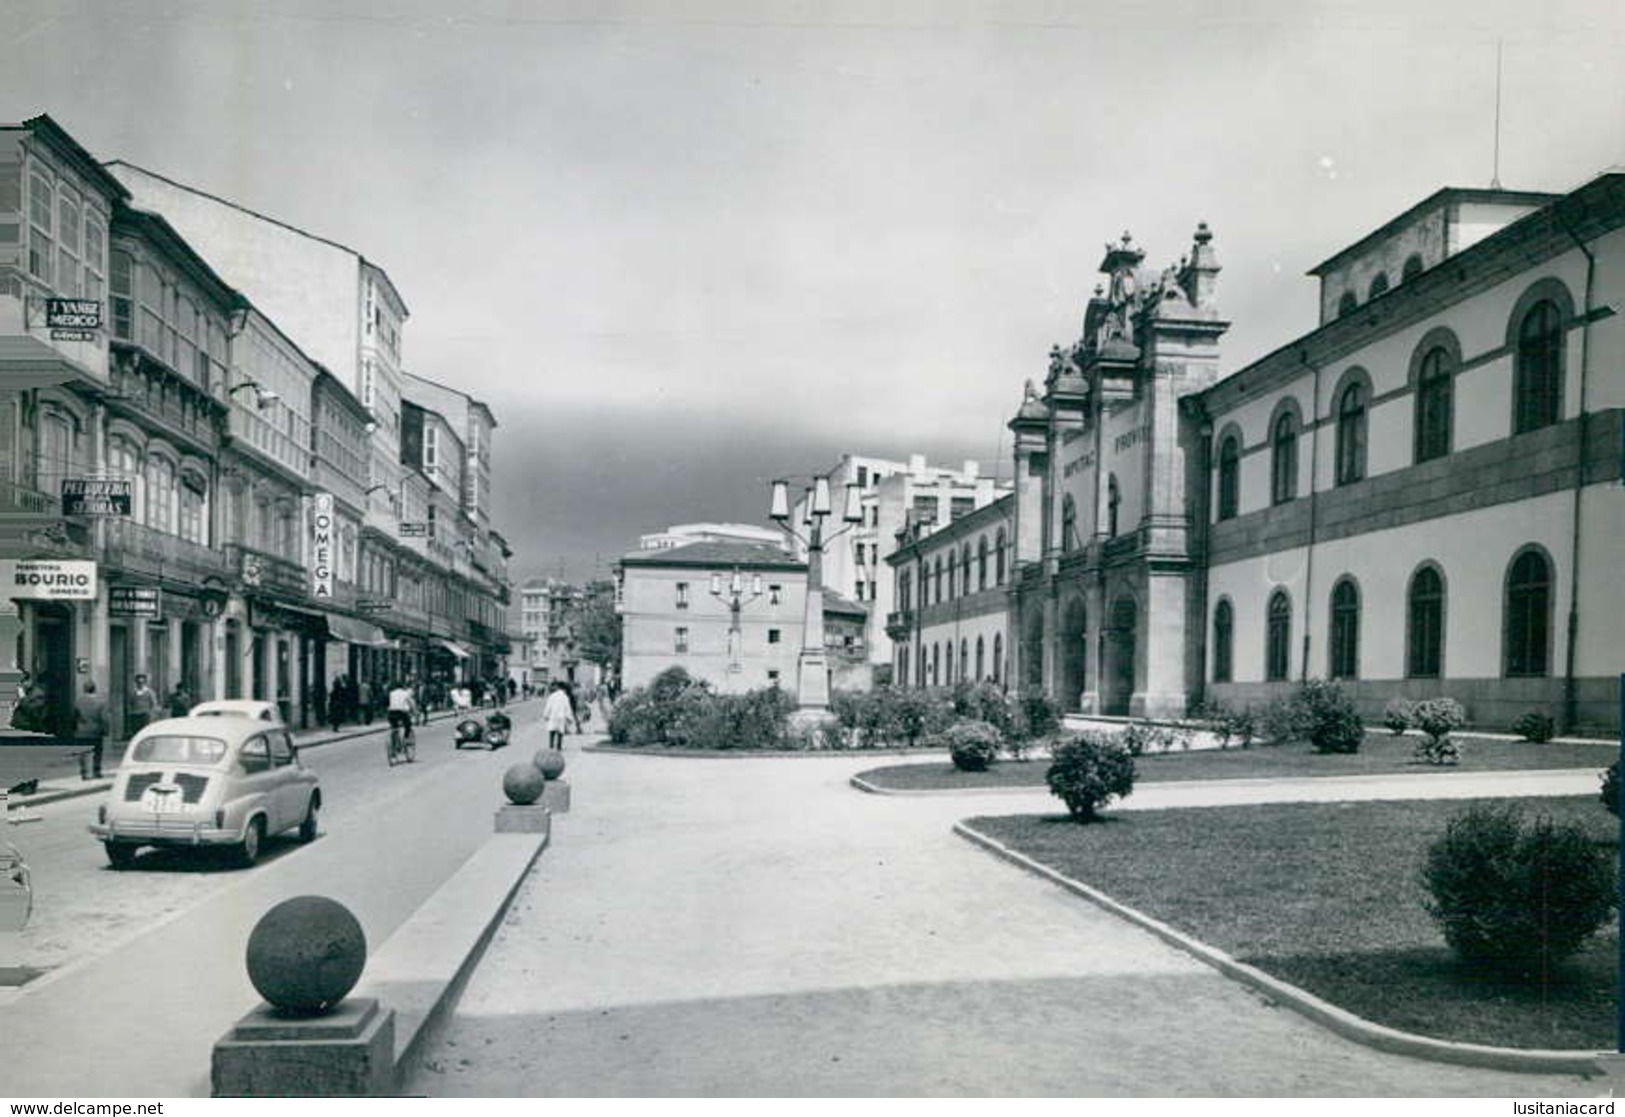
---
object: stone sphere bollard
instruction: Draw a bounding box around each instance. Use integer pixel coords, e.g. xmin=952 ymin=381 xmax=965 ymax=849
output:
xmin=503 ymin=762 xmax=546 ymax=805
xmin=532 ymin=749 xmax=566 ymax=781
xmin=246 ymin=896 xmax=366 ymax=1015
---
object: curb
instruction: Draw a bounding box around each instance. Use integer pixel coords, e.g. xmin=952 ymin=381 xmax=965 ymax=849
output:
xmin=587 ymin=743 xmax=950 ymax=760
xmin=953 ymin=819 xmax=1608 ymax=1078
xmin=849 ymin=773 xmax=1049 ymax=797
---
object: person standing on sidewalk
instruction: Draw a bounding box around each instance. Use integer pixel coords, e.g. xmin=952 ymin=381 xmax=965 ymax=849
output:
xmin=542 ymin=681 xmax=574 ymax=751
xmin=127 ymin=673 xmax=156 ymax=739
xmin=166 ymin=681 xmax=191 ymax=718
xmin=75 ymin=681 xmax=109 ymax=780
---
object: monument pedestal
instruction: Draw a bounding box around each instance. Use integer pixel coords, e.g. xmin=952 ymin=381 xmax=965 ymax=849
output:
xmin=212 ymin=997 xmax=395 ymax=1097
xmin=542 ymin=778 xmax=571 ymax=814
xmin=494 ymin=803 xmax=552 ymax=834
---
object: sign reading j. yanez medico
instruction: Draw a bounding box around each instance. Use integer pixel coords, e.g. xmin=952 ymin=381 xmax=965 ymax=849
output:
xmin=2 ymin=559 xmax=98 ymax=600
xmin=311 ymin=492 xmax=334 ymax=599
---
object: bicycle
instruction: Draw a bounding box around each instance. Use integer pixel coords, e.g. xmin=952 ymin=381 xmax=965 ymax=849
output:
xmin=386 ymin=715 xmax=416 ymax=766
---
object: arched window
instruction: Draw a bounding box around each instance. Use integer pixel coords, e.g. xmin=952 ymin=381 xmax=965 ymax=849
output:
xmin=144 ymin=454 xmax=176 ymax=533
xmin=108 ymin=433 xmax=143 ymax=521
xmin=1515 ymin=300 xmax=1563 ymax=434
xmin=1213 ymin=599 xmax=1234 ymax=683
xmin=1407 ymin=566 xmax=1444 ymax=678
xmin=1335 ymin=382 xmax=1367 ymax=486
xmin=992 ymin=633 xmax=1003 ymax=685
xmin=1368 ymin=273 xmax=1390 ymax=300
xmin=934 ymin=555 xmax=943 ymax=603
xmin=959 ymin=639 xmax=969 ymax=683
xmin=1266 ymin=590 xmax=1292 ymax=682
xmin=1504 ymin=549 xmax=1552 ymax=677
xmin=1217 ymin=437 xmax=1239 ymax=520
xmin=977 ymin=536 xmax=989 ymax=590
xmin=178 ymin=469 xmax=208 ymax=545
xmin=931 ymin=642 xmax=940 ymax=687
xmin=1414 ymin=344 xmax=1454 ymax=463
xmin=1271 ymin=412 xmax=1297 ymax=505
xmin=962 ymin=544 xmax=973 ymax=595
xmin=975 ymin=636 xmax=985 ymax=681
xmin=1061 ymin=494 xmax=1078 ymax=550
xmin=1338 ymin=291 xmax=1358 ymax=318
xmin=1107 ymin=475 xmax=1121 ymax=537
xmin=1329 ymin=578 xmax=1360 ymax=679
xmin=946 ymin=552 xmax=957 ymax=601
xmin=1401 ymin=254 xmax=1424 ymax=282
xmin=995 ymin=528 xmax=1007 ymax=585
xmin=944 ymin=642 xmax=954 ymax=686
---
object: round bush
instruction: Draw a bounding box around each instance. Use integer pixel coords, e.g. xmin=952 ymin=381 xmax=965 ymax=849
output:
xmin=246 ymin=896 xmax=366 ymax=1013
xmin=945 ymin=720 xmax=1000 ymax=772
xmin=1514 ymin=710 xmax=1556 ymax=744
xmin=1602 ymin=763 xmax=1619 ymax=817
xmin=1382 ymin=698 xmax=1414 ymax=736
xmin=1422 ymin=803 xmax=1616 ymax=975
xmin=1045 ymin=733 xmax=1136 ymax=822
xmin=1296 ymin=679 xmax=1365 ymax=754
xmin=1410 ymin=697 xmax=1466 ymax=766
xmin=503 ymin=763 xmax=546 ymax=805
xmin=532 ymin=749 xmax=566 ymax=780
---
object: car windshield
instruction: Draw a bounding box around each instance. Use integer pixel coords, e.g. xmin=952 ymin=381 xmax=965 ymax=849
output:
xmin=131 ymin=735 xmax=228 ymax=767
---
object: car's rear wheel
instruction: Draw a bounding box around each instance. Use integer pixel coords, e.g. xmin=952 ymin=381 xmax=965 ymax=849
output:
xmin=104 ymin=841 xmax=139 ymax=869
xmin=298 ymin=797 xmax=319 ymax=843
xmin=236 ymin=817 xmax=265 ymax=867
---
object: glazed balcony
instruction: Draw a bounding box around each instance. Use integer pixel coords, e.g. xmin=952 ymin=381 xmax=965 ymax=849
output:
xmin=102 ymin=519 xmax=227 ymax=583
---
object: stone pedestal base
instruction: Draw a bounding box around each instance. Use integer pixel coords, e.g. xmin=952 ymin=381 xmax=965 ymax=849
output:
xmin=493 ymin=804 xmax=552 ymax=834
xmin=542 ymin=778 xmax=570 ymax=814
xmin=212 ymin=997 xmax=395 ymax=1097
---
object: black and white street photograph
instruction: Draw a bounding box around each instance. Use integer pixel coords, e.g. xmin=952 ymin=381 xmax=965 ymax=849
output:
xmin=2 ymin=0 xmax=1624 ymax=1103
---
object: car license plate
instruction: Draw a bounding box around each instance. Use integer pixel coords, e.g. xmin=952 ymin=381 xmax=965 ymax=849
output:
xmin=142 ymin=788 xmax=180 ymax=814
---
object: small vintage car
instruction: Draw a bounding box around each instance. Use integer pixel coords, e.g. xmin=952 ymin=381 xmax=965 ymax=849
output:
xmin=89 ymin=714 xmax=320 ymax=869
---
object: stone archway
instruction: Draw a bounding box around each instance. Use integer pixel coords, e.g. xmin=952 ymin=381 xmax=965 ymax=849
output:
xmin=1103 ymin=596 xmax=1137 ymax=716
xmin=1060 ymin=598 xmax=1088 ymax=712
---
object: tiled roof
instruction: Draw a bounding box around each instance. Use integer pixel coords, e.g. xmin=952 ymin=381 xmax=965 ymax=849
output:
xmin=620 ymin=539 xmax=802 ymax=570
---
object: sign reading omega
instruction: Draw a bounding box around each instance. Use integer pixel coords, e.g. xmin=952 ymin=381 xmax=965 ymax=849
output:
xmin=1 ymin=559 xmax=98 ymax=600
xmin=311 ymin=493 xmax=334 ymax=599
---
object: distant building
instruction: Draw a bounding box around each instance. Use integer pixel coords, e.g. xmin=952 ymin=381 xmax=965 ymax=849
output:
xmin=637 ymin=522 xmax=785 ymax=550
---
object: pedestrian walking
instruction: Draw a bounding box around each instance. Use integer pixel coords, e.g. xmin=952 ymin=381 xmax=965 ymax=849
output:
xmin=74 ymin=680 xmax=109 ymax=780
xmin=127 ymin=673 xmax=157 ymax=739
xmin=542 ymin=681 xmax=574 ymax=750
xmin=328 ymin=674 xmax=348 ymax=732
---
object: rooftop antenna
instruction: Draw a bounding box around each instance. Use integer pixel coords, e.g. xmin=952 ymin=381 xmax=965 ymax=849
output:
xmin=1490 ymin=39 xmax=1504 ymax=190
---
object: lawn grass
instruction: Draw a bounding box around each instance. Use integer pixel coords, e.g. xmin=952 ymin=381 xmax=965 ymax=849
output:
xmin=968 ymin=795 xmax=1619 ymax=1051
xmin=855 ymin=734 xmax=1613 ymax=793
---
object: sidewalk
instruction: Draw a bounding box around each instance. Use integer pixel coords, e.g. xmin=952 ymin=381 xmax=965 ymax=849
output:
xmin=7 ymin=701 xmax=536 ymax=810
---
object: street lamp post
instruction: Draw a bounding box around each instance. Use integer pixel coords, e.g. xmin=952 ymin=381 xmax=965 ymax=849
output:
xmin=709 ymin=566 xmax=764 ymax=688
xmin=769 ymin=476 xmax=863 ymax=717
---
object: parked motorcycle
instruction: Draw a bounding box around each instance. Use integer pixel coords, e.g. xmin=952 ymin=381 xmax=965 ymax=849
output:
xmin=453 ymin=717 xmax=485 ymax=749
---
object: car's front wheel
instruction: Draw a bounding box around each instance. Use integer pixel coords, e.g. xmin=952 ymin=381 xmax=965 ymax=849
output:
xmin=236 ymin=817 xmax=265 ymax=867
xmin=298 ymin=797 xmax=319 ymax=843
xmin=104 ymin=841 xmax=139 ymax=870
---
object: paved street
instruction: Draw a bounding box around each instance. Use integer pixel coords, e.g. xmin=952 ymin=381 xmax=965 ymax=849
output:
xmin=409 ymin=747 xmax=1609 ymax=1097
xmin=2 ymin=702 xmax=543 ymax=1098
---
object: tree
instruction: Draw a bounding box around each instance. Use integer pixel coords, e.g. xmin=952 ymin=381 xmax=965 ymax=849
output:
xmin=572 ymin=579 xmax=622 ymax=675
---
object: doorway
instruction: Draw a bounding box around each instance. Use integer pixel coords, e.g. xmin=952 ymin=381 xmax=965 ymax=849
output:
xmin=1103 ymin=596 xmax=1138 ymax=716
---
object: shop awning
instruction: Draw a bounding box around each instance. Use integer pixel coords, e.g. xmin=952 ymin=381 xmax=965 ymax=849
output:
xmin=438 ymin=639 xmax=472 ymax=660
xmin=326 ymin=614 xmax=393 ymax=648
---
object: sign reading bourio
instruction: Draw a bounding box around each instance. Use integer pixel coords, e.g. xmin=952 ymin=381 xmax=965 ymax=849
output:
xmin=61 ymin=478 xmax=132 ymax=516
xmin=1 ymin=559 xmax=97 ymax=600
xmin=311 ymin=492 xmax=334 ymax=599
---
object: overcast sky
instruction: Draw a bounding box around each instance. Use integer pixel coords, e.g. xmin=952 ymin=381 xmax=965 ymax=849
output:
xmin=5 ymin=0 xmax=1623 ymax=582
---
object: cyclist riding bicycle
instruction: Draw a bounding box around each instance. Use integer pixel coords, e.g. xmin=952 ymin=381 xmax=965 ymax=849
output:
xmin=386 ymin=682 xmax=417 ymax=750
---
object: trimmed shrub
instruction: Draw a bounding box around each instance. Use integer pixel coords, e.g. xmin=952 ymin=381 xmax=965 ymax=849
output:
xmin=1514 ymin=710 xmax=1556 ymax=744
xmin=1422 ymin=803 xmax=1616 ymax=975
xmin=1258 ymin=695 xmax=1308 ymax=746
xmin=607 ymin=669 xmax=712 ymax=746
xmin=1382 ymin=698 xmax=1415 ymax=736
xmin=1194 ymin=701 xmax=1256 ymax=750
xmin=1410 ymin=697 xmax=1466 ymax=766
xmin=952 ymin=681 xmax=1016 ymax=737
xmin=895 ymin=687 xmax=957 ymax=747
xmin=1295 ymin=679 xmax=1365 ymax=754
xmin=1602 ymin=763 xmax=1619 ymax=818
xmin=946 ymin=720 xmax=1001 ymax=772
xmin=1014 ymin=689 xmax=1060 ymax=742
xmin=1045 ymin=733 xmax=1136 ymax=823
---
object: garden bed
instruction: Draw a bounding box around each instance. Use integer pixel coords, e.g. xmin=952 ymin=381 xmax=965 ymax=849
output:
xmin=967 ymin=796 xmax=1618 ymax=1051
xmin=856 ymin=735 xmax=1613 ymax=792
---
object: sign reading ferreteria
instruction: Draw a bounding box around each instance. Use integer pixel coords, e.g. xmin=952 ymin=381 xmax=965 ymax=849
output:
xmin=109 ymin=585 xmax=161 ymax=618
xmin=61 ymin=478 xmax=133 ymax=516
xmin=46 ymin=297 xmax=101 ymax=342
xmin=311 ymin=492 xmax=334 ymax=600
xmin=1 ymin=559 xmax=98 ymax=600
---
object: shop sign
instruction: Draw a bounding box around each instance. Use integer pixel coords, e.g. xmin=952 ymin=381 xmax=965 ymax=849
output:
xmin=61 ymin=478 xmax=133 ymax=516
xmin=311 ymin=492 xmax=334 ymax=600
xmin=46 ymin=297 xmax=101 ymax=343
xmin=356 ymin=599 xmax=392 ymax=612
xmin=109 ymin=586 xmax=161 ymax=618
xmin=1 ymin=559 xmax=97 ymax=600
xmin=398 ymin=522 xmax=432 ymax=538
